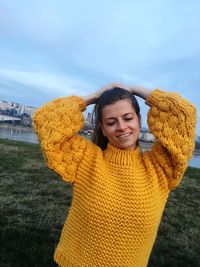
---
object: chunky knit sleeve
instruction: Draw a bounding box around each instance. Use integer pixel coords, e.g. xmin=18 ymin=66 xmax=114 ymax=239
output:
xmin=33 ymin=96 xmax=93 ymax=183
xmin=144 ymin=89 xmax=197 ymax=190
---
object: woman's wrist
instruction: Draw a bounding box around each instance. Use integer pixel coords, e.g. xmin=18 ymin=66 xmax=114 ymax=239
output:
xmin=129 ymin=85 xmax=152 ymax=100
xmin=82 ymin=94 xmax=98 ymax=106
xmin=82 ymin=83 xmax=117 ymax=106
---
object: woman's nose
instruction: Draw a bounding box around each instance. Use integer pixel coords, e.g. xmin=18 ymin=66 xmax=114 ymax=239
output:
xmin=117 ymin=120 xmax=127 ymax=131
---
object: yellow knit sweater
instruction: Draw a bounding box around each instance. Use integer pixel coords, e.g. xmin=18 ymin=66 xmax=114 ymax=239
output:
xmin=33 ymin=89 xmax=196 ymax=267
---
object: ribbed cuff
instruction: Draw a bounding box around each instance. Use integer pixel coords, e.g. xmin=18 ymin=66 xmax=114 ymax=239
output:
xmin=77 ymin=97 xmax=87 ymax=111
xmin=68 ymin=96 xmax=87 ymax=112
xmin=145 ymin=89 xmax=163 ymax=106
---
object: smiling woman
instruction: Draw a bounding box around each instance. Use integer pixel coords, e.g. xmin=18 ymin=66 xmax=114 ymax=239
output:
xmin=33 ymin=82 xmax=197 ymax=267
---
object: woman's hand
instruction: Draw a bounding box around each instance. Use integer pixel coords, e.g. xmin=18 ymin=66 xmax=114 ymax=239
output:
xmin=82 ymin=82 xmax=125 ymax=106
xmin=94 ymin=82 xmax=128 ymax=98
xmin=96 ymin=83 xmax=152 ymax=100
xmin=128 ymin=85 xmax=152 ymax=100
xmin=82 ymin=82 xmax=152 ymax=106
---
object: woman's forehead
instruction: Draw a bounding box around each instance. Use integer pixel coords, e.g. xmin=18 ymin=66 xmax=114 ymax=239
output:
xmin=102 ymin=99 xmax=136 ymax=119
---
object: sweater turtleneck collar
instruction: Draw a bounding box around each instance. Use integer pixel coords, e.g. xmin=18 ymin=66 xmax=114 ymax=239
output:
xmin=103 ymin=143 xmax=142 ymax=166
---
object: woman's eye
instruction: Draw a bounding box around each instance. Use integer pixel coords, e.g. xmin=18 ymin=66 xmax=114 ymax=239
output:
xmin=125 ymin=118 xmax=133 ymax=121
xmin=107 ymin=122 xmax=115 ymax=126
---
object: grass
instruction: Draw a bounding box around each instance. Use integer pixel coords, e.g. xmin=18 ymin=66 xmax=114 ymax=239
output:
xmin=0 ymin=138 xmax=200 ymax=267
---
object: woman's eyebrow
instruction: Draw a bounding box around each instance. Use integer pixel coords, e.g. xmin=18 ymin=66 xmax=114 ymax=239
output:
xmin=123 ymin=112 xmax=135 ymax=116
xmin=105 ymin=112 xmax=135 ymax=120
xmin=105 ymin=117 xmax=116 ymax=120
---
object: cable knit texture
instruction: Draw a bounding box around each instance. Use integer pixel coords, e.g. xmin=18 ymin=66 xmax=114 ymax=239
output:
xmin=33 ymin=90 xmax=197 ymax=267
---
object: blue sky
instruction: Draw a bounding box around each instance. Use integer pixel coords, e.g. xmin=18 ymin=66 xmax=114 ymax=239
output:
xmin=0 ymin=0 xmax=200 ymax=134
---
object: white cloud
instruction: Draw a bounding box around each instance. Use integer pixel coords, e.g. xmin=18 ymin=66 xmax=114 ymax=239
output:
xmin=0 ymin=68 xmax=93 ymax=96
xmin=0 ymin=0 xmax=200 ymax=134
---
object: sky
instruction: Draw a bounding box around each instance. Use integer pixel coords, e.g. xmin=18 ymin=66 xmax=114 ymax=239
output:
xmin=0 ymin=0 xmax=200 ymax=135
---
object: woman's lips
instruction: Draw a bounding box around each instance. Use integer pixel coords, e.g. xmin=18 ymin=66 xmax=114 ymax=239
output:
xmin=117 ymin=132 xmax=132 ymax=139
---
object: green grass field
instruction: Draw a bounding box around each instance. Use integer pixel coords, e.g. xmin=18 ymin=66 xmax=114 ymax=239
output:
xmin=1 ymin=138 xmax=200 ymax=267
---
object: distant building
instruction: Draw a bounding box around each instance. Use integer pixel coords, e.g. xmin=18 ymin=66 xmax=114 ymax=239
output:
xmin=139 ymin=129 xmax=155 ymax=142
xmin=0 ymin=99 xmax=37 ymax=126
xmin=0 ymin=114 xmax=21 ymax=123
xmin=85 ymin=112 xmax=93 ymax=125
xmin=18 ymin=105 xmax=36 ymax=117
xmin=0 ymin=99 xmax=36 ymax=116
xmin=196 ymin=135 xmax=200 ymax=143
xmin=0 ymin=100 xmax=12 ymax=110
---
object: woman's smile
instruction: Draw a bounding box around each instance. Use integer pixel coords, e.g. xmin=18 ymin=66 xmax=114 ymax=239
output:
xmin=117 ymin=132 xmax=132 ymax=138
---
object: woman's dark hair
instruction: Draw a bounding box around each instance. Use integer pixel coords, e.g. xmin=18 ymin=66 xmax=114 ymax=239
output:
xmin=92 ymin=87 xmax=141 ymax=150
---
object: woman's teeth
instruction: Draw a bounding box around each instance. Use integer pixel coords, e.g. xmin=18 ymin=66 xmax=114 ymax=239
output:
xmin=118 ymin=133 xmax=131 ymax=138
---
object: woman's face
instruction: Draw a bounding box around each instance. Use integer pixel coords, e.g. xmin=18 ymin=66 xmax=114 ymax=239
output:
xmin=101 ymin=99 xmax=140 ymax=150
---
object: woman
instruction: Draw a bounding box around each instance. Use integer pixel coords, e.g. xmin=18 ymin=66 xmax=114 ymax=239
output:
xmin=33 ymin=83 xmax=197 ymax=267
